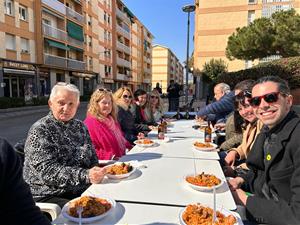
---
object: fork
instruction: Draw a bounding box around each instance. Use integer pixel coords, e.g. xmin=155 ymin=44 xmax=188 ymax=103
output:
xmin=76 ymin=205 xmax=83 ymax=225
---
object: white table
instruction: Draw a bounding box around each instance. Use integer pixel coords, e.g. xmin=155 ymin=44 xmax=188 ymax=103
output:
xmin=84 ymin=157 xmax=236 ymax=210
xmin=52 ymin=202 xmax=183 ymax=225
xmin=129 ymin=137 xmax=220 ymax=160
xmin=52 ymin=202 xmax=243 ymax=225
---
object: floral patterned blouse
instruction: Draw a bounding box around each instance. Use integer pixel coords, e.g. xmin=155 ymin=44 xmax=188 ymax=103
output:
xmin=23 ymin=112 xmax=98 ymax=198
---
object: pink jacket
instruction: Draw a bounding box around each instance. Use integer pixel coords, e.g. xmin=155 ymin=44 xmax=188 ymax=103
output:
xmin=84 ymin=115 xmax=131 ymax=160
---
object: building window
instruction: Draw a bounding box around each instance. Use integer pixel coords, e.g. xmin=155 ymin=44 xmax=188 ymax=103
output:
xmin=87 ymin=15 xmax=92 ymax=26
xmin=5 ymin=33 xmax=16 ymax=50
xmin=248 ymin=10 xmax=255 ymax=25
xmin=248 ymin=0 xmax=257 ymax=4
xmin=21 ymin=38 xmax=29 ymax=53
xmin=5 ymin=0 xmax=14 ymax=16
xmin=245 ymin=60 xmax=253 ymax=69
xmin=19 ymin=5 xmax=28 ymax=21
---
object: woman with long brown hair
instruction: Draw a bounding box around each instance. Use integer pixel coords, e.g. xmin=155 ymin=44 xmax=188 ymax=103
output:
xmin=84 ymin=88 xmax=131 ymax=160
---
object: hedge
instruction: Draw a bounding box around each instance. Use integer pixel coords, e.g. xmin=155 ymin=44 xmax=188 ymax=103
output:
xmin=216 ymin=56 xmax=300 ymax=89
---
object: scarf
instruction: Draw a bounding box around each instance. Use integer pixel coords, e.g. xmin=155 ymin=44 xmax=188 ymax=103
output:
xmin=103 ymin=116 xmax=127 ymax=151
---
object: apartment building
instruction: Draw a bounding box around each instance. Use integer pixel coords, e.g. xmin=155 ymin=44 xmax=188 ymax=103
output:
xmin=131 ymin=19 xmax=153 ymax=92
xmin=194 ymin=0 xmax=300 ymax=73
xmin=0 ymin=0 xmax=37 ymax=98
xmin=0 ymin=0 xmax=153 ymax=98
xmin=152 ymin=45 xmax=184 ymax=93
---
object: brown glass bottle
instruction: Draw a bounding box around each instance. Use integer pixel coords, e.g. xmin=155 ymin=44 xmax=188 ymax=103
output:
xmin=158 ymin=119 xmax=165 ymax=139
xmin=204 ymin=120 xmax=212 ymax=142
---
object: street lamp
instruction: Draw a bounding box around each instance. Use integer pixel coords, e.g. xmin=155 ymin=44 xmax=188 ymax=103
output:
xmin=182 ymin=4 xmax=195 ymax=105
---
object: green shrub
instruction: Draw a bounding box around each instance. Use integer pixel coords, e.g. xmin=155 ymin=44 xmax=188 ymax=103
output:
xmin=216 ymin=56 xmax=300 ymax=89
xmin=0 ymin=97 xmax=25 ymax=109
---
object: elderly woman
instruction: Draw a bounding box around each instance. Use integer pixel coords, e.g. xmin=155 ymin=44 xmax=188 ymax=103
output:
xmin=23 ymin=82 xmax=106 ymax=208
xmin=84 ymin=88 xmax=131 ymax=160
xmin=147 ymin=89 xmax=164 ymax=122
xmin=113 ymin=87 xmax=144 ymax=144
xmin=131 ymin=89 xmax=157 ymax=132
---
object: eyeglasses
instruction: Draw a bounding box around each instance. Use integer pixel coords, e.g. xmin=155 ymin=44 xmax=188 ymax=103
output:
xmin=249 ymin=92 xmax=282 ymax=107
xmin=150 ymin=96 xmax=159 ymax=99
xmin=236 ymin=90 xmax=252 ymax=99
xmin=98 ymin=88 xmax=112 ymax=93
xmin=122 ymin=94 xmax=132 ymax=99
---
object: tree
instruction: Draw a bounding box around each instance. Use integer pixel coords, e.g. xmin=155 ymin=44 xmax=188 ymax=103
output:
xmin=226 ymin=9 xmax=300 ymax=60
xmin=202 ymin=58 xmax=228 ymax=82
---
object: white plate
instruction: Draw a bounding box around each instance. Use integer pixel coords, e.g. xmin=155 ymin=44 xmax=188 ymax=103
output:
xmin=193 ymin=142 xmax=218 ymax=151
xmin=179 ymin=204 xmax=238 ymax=225
xmin=134 ymin=139 xmax=155 ymax=147
xmin=105 ymin=163 xmax=136 ymax=179
xmin=98 ymin=159 xmax=116 ymax=166
xmin=184 ymin=174 xmax=224 ymax=191
xmin=62 ymin=196 xmax=115 ymax=223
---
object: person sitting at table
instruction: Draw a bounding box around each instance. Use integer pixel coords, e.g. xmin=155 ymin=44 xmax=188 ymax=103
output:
xmin=148 ymin=89 xmax=164 ymax=122
xmin=223 ymin=85 xmax=263 ymax=176
xmin=131 ymin=89 xmax=157 ymax=133
xmin=113 ymin=87 xmax=145 ymax=144
xmin=84 ymin=88 xmax=131 ymax=160
xmin=216 ymin=80 xmax=256 ymax=151
xmin=23 ymin=82 xmax=106 ymax=208
xmin=0 ymin=137 xmax=51 ymax=225
xmin=228 ymin=76 xmax=300 ymax=225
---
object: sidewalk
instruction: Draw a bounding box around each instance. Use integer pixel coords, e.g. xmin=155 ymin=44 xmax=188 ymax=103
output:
xmin=0 ymin=102 xmax=88 ymax=121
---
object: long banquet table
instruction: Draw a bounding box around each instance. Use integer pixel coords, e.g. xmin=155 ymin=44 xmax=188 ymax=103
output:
xmin=53 ymin=119 xmax=242 ymax=225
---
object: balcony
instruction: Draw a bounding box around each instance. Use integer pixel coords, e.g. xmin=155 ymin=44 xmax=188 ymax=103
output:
xmin=42 ymin=0 xmax=66 ymax=15
xmin=117 ymin=57 xmax=131 ymax=68
xmin=117 ymin=25 xmax=130 ymax=39
xmin=117 ymin=42 xmax=130 ymax=54
xmin=117 ymin=73 xmax=129 ymax=81
xmin=67 ymin=58 xmax=85 ymax=71
xmin=68 ymin=36 xmax=83 ymax=47
xmin=116 ymin=8 xmax=131 ymax=23
xmin=43 ymin=23 xmax=67 ymax=42
xmin=66 ymin=7 xmax=84 ymax=23
xmin=44 ymin=53 xmax=67 ymax=68
xmin=144 ymin=67 xmax=151 ymax=74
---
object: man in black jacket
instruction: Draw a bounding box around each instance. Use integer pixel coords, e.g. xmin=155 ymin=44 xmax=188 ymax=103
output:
xmin=0 ymin=138 xmax=51 ymax=225
xmin=229 ymin=76 xmax=300 ymax=225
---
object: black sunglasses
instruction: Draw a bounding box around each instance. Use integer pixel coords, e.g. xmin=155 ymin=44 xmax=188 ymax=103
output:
xmin=150 ymin=95 xmax=159 ymax=99
xmin=236 ymin=90 xmax=252 ymax=99
xmin=249 ymin=92 xmax=282 ymax=107
xmin=98 ymin=88 xmax=112 ymax=92
xmin=123 ymin=94 xmax=132 ymax=99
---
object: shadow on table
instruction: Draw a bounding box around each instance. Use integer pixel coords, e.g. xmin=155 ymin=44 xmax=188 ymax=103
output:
xmin=121 ymin=152 xmax=163 ymax=162
xmin=106 ymin=202 xmax=125 ymax=224
xmin=103 ymin=169 xmax=143 ymax=184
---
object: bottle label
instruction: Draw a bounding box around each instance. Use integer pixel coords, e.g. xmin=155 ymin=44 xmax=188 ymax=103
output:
xmin=204 ymin=134 xmax=211 ymax=142
xmin=158 ymin=132 xmax=165 ymax=140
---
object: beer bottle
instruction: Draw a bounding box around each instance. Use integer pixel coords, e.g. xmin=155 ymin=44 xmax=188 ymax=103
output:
xmin=158 ymin=120 xmax=165 ymax=140
xmin=184 ymin=109 xmax=190 ymax=120
xmin=162 ymin=119 xmax=168 ymax=133
xmin=204 ymin=120 xmax=212 ymax=142
xmin=176 ymin=108 xmax=181 ymax=120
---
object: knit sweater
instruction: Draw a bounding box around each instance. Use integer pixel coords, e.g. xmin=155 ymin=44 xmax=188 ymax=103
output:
xmin=23 ymin=112 xmax=98 ymax=198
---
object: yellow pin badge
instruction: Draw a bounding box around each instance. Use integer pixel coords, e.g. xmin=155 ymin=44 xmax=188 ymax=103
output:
xmin=266 ymin=154 xmax=271 ymax=161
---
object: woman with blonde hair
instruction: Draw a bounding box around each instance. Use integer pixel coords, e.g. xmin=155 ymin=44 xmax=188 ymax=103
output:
xmin=147 ymin=89 xmax=164 ymax=122
xmin=113 ymin=87 xmax=144 ymax=144
xmin=84 ymin=88 xmax=131 ymax=160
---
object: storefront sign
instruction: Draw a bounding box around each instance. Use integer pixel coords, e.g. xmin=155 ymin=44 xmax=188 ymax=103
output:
xmin=3 ymin=61 xmax=35 ymax=71
xmin=103 ymin=78 xmax=114 ymax=83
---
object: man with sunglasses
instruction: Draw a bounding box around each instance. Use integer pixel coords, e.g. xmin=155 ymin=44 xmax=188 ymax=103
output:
xmin=228 ymin=76 xmax=300 ymax=225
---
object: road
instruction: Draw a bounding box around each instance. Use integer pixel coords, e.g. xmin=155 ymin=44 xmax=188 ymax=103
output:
xmin=0 ymin=104 xmax=87 ymax=146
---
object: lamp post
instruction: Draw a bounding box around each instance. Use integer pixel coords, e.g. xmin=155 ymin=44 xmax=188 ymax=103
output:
xmin=182 ymin=4 xmax=195 ymax=105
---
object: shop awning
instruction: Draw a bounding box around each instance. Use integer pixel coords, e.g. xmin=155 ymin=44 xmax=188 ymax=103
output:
xmin=68 ymin=45 xmax=84 ymax=52
xmin=67 ymin=21 xmax=84 ymax=41
xmin=46 ymin=39 xmax=69 ymax=50
xmin=124 ymin=7 xmax=135 ymax=19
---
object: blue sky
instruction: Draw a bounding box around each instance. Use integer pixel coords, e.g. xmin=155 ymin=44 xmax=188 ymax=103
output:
xmin=122 ymin=0 xmax=195 ymax=64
